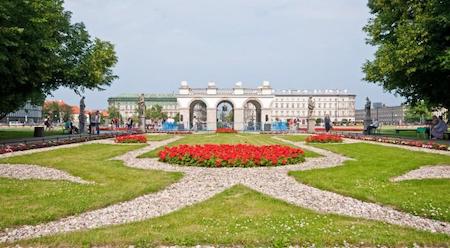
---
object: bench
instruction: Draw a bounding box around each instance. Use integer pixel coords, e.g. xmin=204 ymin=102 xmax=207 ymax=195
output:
xmin=394 ymin=129 xmax=417 ymax=134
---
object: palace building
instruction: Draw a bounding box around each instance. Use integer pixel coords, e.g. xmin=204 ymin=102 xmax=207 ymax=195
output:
xmin=107 ymin=81 xmax=356 ymax=131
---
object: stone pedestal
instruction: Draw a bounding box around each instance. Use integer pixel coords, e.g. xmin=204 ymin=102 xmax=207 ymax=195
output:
xmin=363 ymin=118 xmax=372 ymax=135
xmin=139 ymin=116 xmax=146 ymax=132
xmin=79 ymin=114 xmax=85 ymax=134
xmin=307 ymin=118 xmax=315 ymax=133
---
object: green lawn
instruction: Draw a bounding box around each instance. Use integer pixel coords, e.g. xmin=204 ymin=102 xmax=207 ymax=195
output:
xmin=0 ymin=127 xmax=64 ymax=141
xmin=275 ymin=134 xmax=309 ymax=142
xmin=146 ymin=134 xmax=175 ymax=141
xmin=139 ymin=133 xmax=320 ymax=158
xmin=22 ymin=186 xmax=450 ymax=247
xmin=290 ymin=143 xmax=450 ymax=222
xmin=0 ymin=144 xmax=182 ymax=229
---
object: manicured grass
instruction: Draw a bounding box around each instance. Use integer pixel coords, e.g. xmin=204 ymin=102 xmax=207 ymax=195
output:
xmin=0 ymin=144 xmax=182 ymax=229
xmin=22 ymin=186 xmax=450 ymax=247
xmin=146 ymin=134 xmax=174 ymax=141
xmin=0 ymin=127 xmax=63 ymax=141
xmin=290 ymin=143 xmax=450 ymax=222
xmin=276 ymin=134 xmax=309 ymax=142
xmin=138 ymin=133 xmax=320 ymax=159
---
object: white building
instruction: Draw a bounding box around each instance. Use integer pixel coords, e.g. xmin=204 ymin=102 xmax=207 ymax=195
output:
xmin=108 ymin=81 xmax=356 ymax=131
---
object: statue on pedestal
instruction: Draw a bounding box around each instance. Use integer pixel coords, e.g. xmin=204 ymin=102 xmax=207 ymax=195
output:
xmin=79 ymin=96 xmax=86 ymax=133
xmin=363 ymin=97 xmax=373 ymax=134
xmin=307 ymin=96 xmax=315 ymax=133
xmin=138 ymin=94 xmax=146 ymax=132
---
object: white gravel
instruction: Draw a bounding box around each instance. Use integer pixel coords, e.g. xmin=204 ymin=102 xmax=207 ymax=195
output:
xmin=0 ymin=135 xmax=449 ymax=243
xmin=0 ymin=164 xmax=92 ymax=184
xmin=391 ymin=165 xmax=450 ymax=182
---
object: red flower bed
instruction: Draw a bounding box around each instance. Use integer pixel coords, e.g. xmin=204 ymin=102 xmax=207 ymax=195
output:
xmin=216 ymin=128 xmax=237 ymax=133
xmin=158 ymin=144 xmax=305 ymax=167
xmin=305 ymin=134 xmax=343 ymax=143
xmin=115 ymin=134 xmax=147 ymax=143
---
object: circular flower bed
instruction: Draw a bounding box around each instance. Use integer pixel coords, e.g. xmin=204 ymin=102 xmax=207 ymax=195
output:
xmin=305 ymin=134 xmax=343 ymax=143
xmin=115 ymin=134 xmax=147 ymax=143
xmin=158 ymin=144 xmax=305 ymax=167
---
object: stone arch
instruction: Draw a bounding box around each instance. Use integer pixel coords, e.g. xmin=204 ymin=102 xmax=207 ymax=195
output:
xmin=216 ymin=100 xmax=234 ymax=129
xmin=243 ymin=99 xmax=262 ymax=131
xmin=189 ymin=100 xmax=207 ymax=130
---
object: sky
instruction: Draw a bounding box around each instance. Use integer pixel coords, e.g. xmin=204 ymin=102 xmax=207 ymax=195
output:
xmin=49 ymin=0 xmax=404 ymax=109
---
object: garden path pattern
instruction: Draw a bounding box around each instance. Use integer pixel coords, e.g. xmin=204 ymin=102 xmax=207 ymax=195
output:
xmin=0 ymin=136 xmax=449 ymax=243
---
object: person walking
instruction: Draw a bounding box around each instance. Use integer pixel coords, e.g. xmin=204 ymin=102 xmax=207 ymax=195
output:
xmin=324 ymin=114 xmax=332 ymax=133
xmin=94 ymin=111 xmax=101 ymax=135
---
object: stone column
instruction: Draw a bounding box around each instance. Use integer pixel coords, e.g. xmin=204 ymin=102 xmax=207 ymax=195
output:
xmin=261 ymin=108 xmax=271 ymax=131
xmin=234 ymin=108 xmax=244 ymax=131
xmin=206 ymin=108 xmax=216 ymax=131
xmin=178 ymin=108 xmax=190 ymax=130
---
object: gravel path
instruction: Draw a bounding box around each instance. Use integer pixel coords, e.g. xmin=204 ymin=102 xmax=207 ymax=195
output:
xmin=0 ymin=136 xmax=449 ymax=243
xmin=391 ymin=165 xmax=450 ymax=182
xmin=0 ymin=164 xmax=92 ymax=184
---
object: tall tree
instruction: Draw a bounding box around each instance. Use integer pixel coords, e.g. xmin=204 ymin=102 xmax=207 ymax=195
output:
xmin=363 ymin=0 xmax=450 ymax=110
xmin=0 ymin=0 xmax=118 ymax=119
xmin=42 ymin=101 xmax=73 ymax=122
xmin=107 ymin=106 xmax=122 ymax=121
xmin=145 ymin=104 xmax=167 ymax=122
xmin=405 ymin=100 xmax=432 ymax=124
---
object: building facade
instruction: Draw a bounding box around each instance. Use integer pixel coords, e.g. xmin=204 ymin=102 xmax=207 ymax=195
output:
xmin=0 ymin=101 xmax=43 ymax=124
xmin=108 ymin=81 xmax=356 ymax=131
xmin=355 ymin=103 xmax=407 ymax=125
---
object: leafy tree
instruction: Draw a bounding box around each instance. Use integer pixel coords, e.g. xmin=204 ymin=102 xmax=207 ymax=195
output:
xmin=405 ymin=101 xmax=432 ymax=124
xmin=107 ymin=106 xmax=122 ymax=121
xmin=0 ymin=0 xmax=118 ymax=119
xmin=42 ymin=101 xmax=73 ymax=122
xmin=173 ymin=113 xmax=181 ymax=123
xmin=363 ymin=0 xmax=450 ymax=110
xmin=145 ymin=104 xmax=167 ymax=122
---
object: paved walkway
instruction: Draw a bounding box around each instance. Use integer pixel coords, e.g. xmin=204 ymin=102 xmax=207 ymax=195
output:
xmin=0 ymin=136 xmax=449 ymax=243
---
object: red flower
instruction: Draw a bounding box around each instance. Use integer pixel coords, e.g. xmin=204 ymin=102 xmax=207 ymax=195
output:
xmin=158 ymin=144 xmax=305 ymax=167
xmin=115 ymin=134 xmax=147 ymax=143
xmin=306 ymin=134 xmax=343 ymax=143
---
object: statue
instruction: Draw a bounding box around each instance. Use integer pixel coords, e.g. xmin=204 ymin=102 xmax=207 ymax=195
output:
xmin=79 ymin=96 xmax=86 ymax=133
xmin=138 ymin=94 xmax=145 ymax=118
xmin=363 ymin=97 xmax=373 ymax=134
xmin=307 ymin=96 xmax=315 ymax=133
xmin=137 ymin=94 xmax=146 ymax=132
xmin=307 ymin=96 xmax=315 ymax=118
xmin=364 ymin=97 xmax=371 ymax=120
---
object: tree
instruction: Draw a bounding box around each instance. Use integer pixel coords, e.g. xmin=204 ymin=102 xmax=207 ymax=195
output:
xmin=0 ymin=0 xmax=118 ymax=119
xmin=145 ymin=105 xmax=167 ymax=122
xmin=107 ymin=106 xmax=122 ymax=121
xmin=173 ymin=113 xmax=181 ymax=123
xmin=363 ymin=0 xmax=450 ymax=110
xmin=42 ymin=101 xmax=73 ymax=122
xmin=405 ymin=101 xmax=432 ymax=124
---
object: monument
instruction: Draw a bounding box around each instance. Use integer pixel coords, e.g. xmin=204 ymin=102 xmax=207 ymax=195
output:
xmin=79 ymin=96 xmax=86 ymax=133
xmin=363 ymin=97 xmax=372 ymax=134
xmin=138 ymin=93 xmax=146 ymax=132
xmin=307 ymin=96 xmax=315 ymax=133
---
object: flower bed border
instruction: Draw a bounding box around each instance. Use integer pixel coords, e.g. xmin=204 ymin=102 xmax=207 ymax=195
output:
xmin=343 ymin=134 xmax=449 ymax=151
xmin=0 ymin=132 xmax=139 ymax=154
xmin=216 ymin=128 xmax=237 ymax=133
xmin=306 ymin=134 xmax=343 ymax=143
xmin=115 ymin=134 xmax=147 ymax=143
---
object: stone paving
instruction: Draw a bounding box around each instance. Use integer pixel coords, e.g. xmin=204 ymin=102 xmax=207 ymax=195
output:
xmin=0 ymin=164 xmax=92 ymax=184
xmin=0 ymin=136 xmax=449 ymax=243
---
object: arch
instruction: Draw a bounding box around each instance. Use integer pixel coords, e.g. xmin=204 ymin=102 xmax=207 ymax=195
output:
xmin=189 ymin=100 xmax=207 ymax=131
xmin=216 ymin=100 xmax=234 ymax=129
xmin=244 ymin=99 xmax=262 ymax=131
